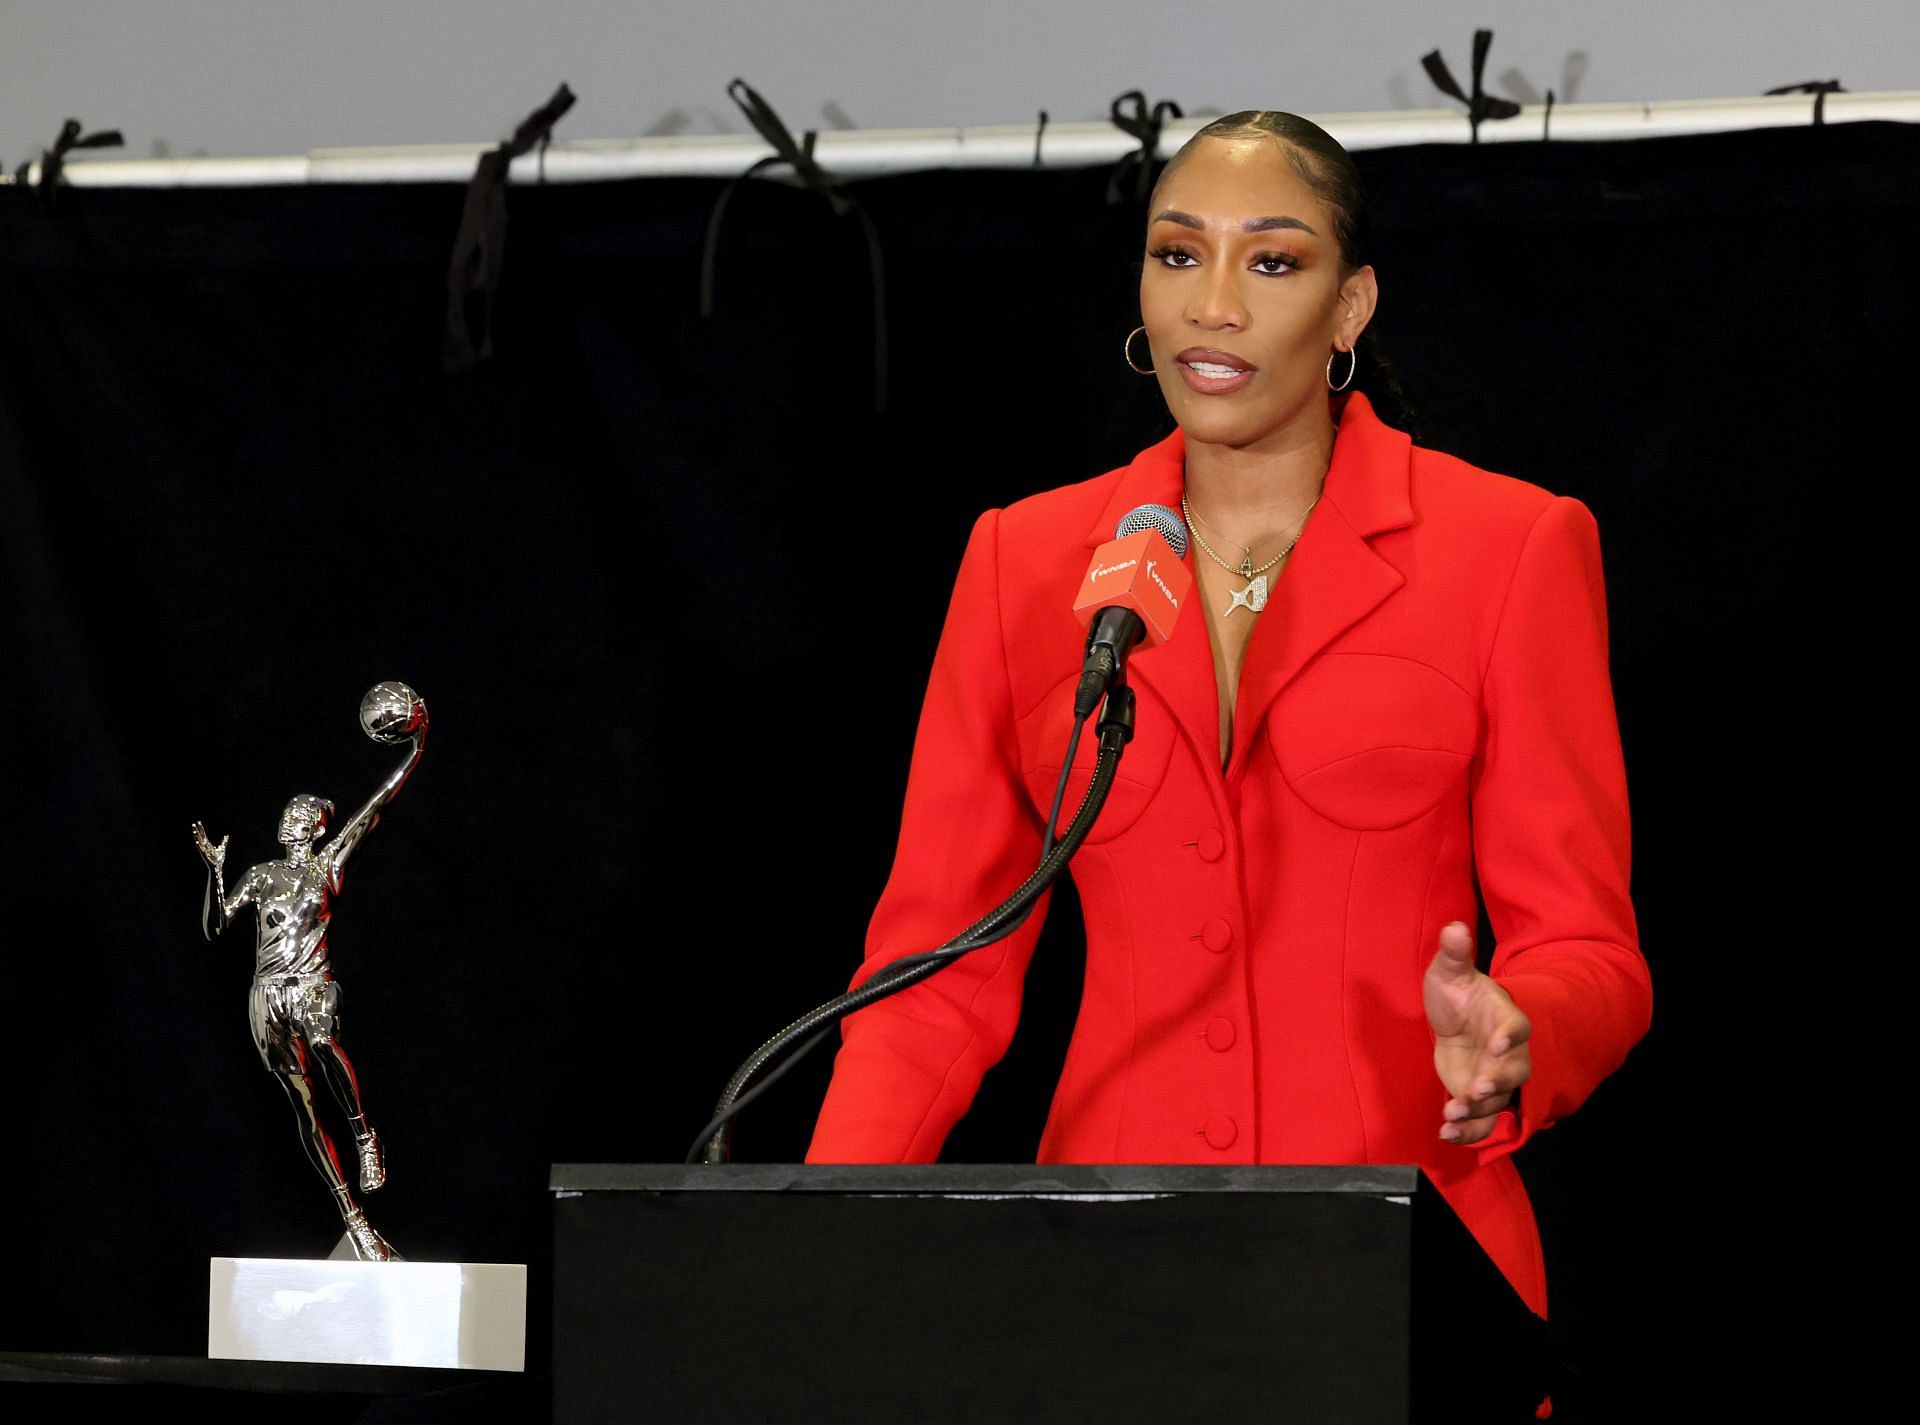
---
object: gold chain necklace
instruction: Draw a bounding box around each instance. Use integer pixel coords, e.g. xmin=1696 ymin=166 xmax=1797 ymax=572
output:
xmin=1182 ymin=491 xmax=1321 ymax=617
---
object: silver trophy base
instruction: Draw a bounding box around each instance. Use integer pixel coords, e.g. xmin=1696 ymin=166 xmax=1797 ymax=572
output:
xmin=208 ymin=1256 xmax=527 ymax=1371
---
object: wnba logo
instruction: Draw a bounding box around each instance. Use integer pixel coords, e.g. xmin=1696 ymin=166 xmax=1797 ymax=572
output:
xmin=1146 ymin=560 xmax=1178 ymax=608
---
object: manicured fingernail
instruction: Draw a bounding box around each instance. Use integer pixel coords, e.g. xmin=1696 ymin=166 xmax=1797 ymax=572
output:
xmin=1444 ymin=1102 xmax=1468 ymax=1121
xmin=1440 ymin=1125 xmax=1461 ymax=1141
xmin=1474 ymin=1082 xmax=1495 ymax=1099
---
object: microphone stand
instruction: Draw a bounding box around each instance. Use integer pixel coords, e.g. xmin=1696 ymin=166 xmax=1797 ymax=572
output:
xmin=692 ymin=681 xmax=1137 ymax=1165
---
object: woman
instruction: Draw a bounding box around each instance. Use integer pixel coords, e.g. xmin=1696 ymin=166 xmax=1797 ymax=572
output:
xmin=805 ymin=111 xmax=1651 ymax=1327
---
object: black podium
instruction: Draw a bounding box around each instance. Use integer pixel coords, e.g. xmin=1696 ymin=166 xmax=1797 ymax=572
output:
xmin=550 ymin=1164 xmax=1547 ymax=1424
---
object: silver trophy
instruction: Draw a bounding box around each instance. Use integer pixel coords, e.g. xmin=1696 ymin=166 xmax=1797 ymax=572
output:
xmin=192 ymin=681 xmax=426 ymax=1263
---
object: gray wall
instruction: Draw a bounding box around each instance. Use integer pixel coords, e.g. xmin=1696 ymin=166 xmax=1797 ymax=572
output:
xmin=2 ymin=0 xmax=1912 ymax=168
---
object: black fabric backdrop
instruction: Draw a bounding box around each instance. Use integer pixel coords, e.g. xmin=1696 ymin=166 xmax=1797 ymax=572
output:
xmin=2 ymin=119 xmax=1903 ymax=1415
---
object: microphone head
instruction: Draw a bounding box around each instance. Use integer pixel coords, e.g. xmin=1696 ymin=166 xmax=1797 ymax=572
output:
xmin=1115 ymin=502 xmax=1189 ymax=559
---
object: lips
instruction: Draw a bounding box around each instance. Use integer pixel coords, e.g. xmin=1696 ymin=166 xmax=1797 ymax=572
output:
xmin=1176 ymin=347 xmax=1254 ymax=373
xmin=1175 ymin=346 xmax=1256 ymax=394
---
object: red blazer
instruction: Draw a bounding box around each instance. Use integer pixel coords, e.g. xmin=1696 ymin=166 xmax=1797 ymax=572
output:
xmin=805 ymin=388 xmax=1651 ymax=1319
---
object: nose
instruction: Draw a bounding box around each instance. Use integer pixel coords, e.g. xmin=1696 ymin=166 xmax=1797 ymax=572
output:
xmin=1186 ymin=260 xmax=1248 ymax=331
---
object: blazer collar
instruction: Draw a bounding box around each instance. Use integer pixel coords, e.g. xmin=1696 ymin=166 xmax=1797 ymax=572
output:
xmin=1080 ymin=390 xmax=1417 ymax=775
xmin=1082 ymin=389 xmax=1414 ymax=548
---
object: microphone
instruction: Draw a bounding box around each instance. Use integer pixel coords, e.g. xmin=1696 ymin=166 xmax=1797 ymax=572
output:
xmin=1072 ymin=503 xmax=1193 ymax=717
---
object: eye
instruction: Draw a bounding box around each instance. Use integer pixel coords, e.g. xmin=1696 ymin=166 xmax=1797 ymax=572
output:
xmin=1253 ymin=251 xmax=1302 ymax=276
xmin=1147 ymin=243 xmax=1196 ymax=268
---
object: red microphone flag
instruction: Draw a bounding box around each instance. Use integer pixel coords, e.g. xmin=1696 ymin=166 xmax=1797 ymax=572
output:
xmin=1072 ymin=529 xmax=1192 ymax=646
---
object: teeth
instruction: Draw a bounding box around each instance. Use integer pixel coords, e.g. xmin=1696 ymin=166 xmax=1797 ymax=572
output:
xmin=1187 ymin=361 xmax=1245 ymax=377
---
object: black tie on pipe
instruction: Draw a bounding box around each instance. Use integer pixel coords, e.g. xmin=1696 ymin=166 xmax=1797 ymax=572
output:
xmin=1421 ymin=30 xmax=1521 ymax=144
xmin=1105 ymin=91 xmax=1183 ymax=207
xmin=1764 ymin=79 xmax=1847 ymax=126
xmin=443 ymin=83 xmax=577 ymax=373
xmin=14 ymin=118 xmax=124 ymax=200
xmin=699 ymin=78 xmax=890 ymax=413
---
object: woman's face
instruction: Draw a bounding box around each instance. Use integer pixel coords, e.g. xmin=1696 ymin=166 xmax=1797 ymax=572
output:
xmin=1139 ymin=136 xmax=1375 ymax=451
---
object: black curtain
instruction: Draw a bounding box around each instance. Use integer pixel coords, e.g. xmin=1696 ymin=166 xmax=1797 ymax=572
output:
xmin=3 ymin=120 xmax=1903 ymax=1417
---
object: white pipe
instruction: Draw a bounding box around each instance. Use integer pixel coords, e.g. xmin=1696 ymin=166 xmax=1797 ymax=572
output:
xmin=10 ymin=90 xmax=1914 ymax=189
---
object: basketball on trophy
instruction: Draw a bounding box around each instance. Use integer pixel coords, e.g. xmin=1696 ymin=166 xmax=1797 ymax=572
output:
xmin=359 ymin=681 xmax=426 ymax=743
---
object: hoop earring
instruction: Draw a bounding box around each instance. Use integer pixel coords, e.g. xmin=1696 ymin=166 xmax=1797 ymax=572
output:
xmin=1326 ymin=345 xmax=1356 ymax=392
xmin=1125 ymin=325 xmax=1155 ymax=375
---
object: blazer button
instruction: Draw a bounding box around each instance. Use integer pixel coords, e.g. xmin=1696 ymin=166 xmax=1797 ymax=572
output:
xmin=1200 ymin=917 xmax=1233 ymax=954
xmin=1195 ymin=829 xmax=1225 ymax=862
xmin=1201 ymin=1116 xmax=1237 ymax=1150
xmin=1204 ymin=1017 xmax=1236 ymax=1052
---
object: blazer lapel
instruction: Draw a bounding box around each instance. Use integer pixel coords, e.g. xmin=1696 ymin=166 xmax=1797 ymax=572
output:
xmin=1082 ymin=429 xmax=1221 ymax=766
xmin=1076 ymin=393 xmax=1417 ymax=777
xmin=1227 ymin=391 xmax=1415 ymax=775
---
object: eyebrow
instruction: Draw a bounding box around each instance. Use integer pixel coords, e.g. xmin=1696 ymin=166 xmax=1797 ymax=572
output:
xmin=1152 ymin=209 xmax=1319 ymax=236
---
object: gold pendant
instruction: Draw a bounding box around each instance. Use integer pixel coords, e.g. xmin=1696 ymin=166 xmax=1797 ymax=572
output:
xmin=1224 ymin=574 xmax=1269 ymax=617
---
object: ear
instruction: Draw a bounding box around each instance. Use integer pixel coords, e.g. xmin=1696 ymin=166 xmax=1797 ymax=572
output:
xmin=1337 ymin=264 xmax=1379 ymax=351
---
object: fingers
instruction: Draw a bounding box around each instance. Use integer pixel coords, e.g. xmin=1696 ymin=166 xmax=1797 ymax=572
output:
xmin=1439 ymin=1095 xmax=1509 ymax=1144
xmin=192 ymin=824 xmax=227 ymax=869
xmin=1462 ymin=1022 xmax=1531 ymax=1104
xmin=1463 ymin=1009 xmax=1532 ymax=1085
xmin=1438 ymin=1039 xmax=1531 ymax=1145
xmin=1487 ymin=1016 xmax=1532 ymax=1057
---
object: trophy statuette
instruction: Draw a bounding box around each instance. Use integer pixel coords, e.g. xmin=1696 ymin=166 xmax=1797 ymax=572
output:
xmin=192 ymin=682 xmax=525 ymax=1371
xmin=192 ymin=681 xmax=427 ymax=1262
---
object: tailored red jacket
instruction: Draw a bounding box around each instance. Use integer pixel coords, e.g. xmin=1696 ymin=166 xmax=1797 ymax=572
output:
xmin=805 ymin=389 xmax=1652 ymax=1318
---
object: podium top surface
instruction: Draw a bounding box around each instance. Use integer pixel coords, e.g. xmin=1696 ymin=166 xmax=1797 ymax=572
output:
xmin=0 ymin=1351 xmax=515 ymax=1394
xmin=548 ymin=1163 xmax=1424 ymax=1195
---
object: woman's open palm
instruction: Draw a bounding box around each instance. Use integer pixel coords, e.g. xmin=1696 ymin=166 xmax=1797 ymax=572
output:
xmin=1424 ymin=920 xmax=1532 ymax=1146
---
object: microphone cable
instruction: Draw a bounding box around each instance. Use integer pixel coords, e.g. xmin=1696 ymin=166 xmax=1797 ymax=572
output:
xmin=688 ymin=690 xmax=1127 ymax=1165
xmin=833 ymin=704 xmax=1088 ymax=989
